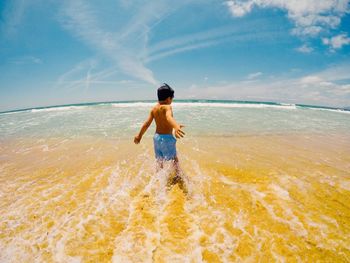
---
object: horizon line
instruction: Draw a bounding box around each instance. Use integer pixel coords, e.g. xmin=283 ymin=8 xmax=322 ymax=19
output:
xmin=1 ymin=99 xmax=349 ymax=115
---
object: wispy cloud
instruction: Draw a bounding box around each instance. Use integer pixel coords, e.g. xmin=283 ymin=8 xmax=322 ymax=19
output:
xmin=145 ymin=38 xmax=225 ymax=63
xmin=306 ymin=62 xmax=350 ymax=82
xmin=145 ymin=25 xmax=242 ymax=62
xmin=183 ymin=63 xmax=350 ymax=107
xmin=1 ymin=0 xmax=27 ymax=37
xmin=144 ymin=19 xmax=286 ymax=63
xmin=55 ymin=59 xmax=95 ymax=89
xmin=9 ymin=55 xmax=42 ymax=64
xmin=58 ymin=0 xmax=165 ymax=85
xmin=58 ymin=1 xmax=286 ymax=82
xmin=147 ymin=24 xmax=243 ymax=56
xmin=54 ymin=59 xmax=122 ymax=91
xmin=247 ymin=72 xmax=262 ymax=80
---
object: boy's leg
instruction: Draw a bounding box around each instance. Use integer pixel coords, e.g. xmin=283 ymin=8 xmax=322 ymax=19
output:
xmin=154 ymin=134 xmax=164 ymax=171
xmin=156 ymin=158 xmax=164 ymax=172
xmin=173 ymin=156 xmax=180 ymax=177
xmin=171 ymin=156 xmax=187 ymax=193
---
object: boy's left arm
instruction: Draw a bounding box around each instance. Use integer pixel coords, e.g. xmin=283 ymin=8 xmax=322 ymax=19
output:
xmin=134 ymin=110 xmax=154 ymax=144
xmin=165 ymin=107 xmax=185 ymax=139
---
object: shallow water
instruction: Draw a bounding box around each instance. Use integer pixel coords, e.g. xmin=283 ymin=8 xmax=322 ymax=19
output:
xmin=0 ymin=102 xmax=350 ymax=262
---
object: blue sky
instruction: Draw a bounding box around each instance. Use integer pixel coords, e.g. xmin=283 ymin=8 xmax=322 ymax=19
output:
xmin=1 ymin=0 xmax=350 ymax=111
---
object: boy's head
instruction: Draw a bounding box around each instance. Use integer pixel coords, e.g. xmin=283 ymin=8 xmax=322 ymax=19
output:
xmin=157 ymin=83 xmax=174 ymax=102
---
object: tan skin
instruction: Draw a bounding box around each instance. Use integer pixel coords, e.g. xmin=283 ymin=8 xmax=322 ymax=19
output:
xmin=134 ymin=97 xmax=185 ymax=144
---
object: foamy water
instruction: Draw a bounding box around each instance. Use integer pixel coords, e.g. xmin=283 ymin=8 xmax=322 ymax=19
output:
xmin=1 ymin=101 xmax=349 ymax=139
xmin=0 ymin=101 xmax=350 ymax=262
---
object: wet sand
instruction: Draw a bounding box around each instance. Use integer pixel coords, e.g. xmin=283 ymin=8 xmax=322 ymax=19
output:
xmin=0 ymin=133 xmax=350 ymax=262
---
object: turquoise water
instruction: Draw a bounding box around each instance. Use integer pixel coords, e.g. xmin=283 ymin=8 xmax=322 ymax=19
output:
xmin=0 ymin=100 xmax=349 ymax=140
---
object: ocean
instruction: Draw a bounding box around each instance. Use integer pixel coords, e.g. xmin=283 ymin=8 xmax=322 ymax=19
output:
xmin=0 ymin=100 xmax=349 ymax=262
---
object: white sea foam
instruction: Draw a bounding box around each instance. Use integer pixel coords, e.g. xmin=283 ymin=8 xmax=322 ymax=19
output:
xmin=111 ymin=102 xmax=297 ymax=110
xmin=339 ymin=180 xmax=350 ymax=191
xmin=233 ymin=210 xmax=248 ymax=229
xmin=270 ymin=184 xmax=290 ymax=200
xmin=2 ymin=101 xmax=349 ymax=116
xmin=306 ymin=107 xmax=350 ymax=115
xmin=174 ymin=102 xmax=297 ymax=110
xmin=0 ymin=110 xmax=29 ymax=115
xmin=31 ymin=106 xmax=87 ymax=113
xmin=111 ymin=102 xmax=154 ymax=108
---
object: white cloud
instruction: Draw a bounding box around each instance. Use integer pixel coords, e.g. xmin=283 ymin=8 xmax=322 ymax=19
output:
xmin=300 ymin=75 xmax=323 ymax=85
xmin=322 ymin=33 xmax=350 ymax=50
xmin=9 ymin=56 xmax=42 ymax=64
xmin=312 ymin=62 xmax=350 ymax=81
xmin=54 ymin=59 xmax=123 ymax=91
xmin=58 ymin=0 xmax=169 ymax=85
xmin=1 ymin=0 xmax=27 ymax=37
xmin=225 ymin=0 xmax=349 ymax=37
xmin=145 ymin=38 xmax=225 ymax=63
xmin=247 ymin=72 xmax=262 ymax=79
xmin=226 ymin=1 xmax=254 ymax=17
xmin=147 ymin=25 xmax=241 ymax=57
xmin=296 ymin=44 xmax=313 ymax=53
xmin=182 ymin=63 xmax=350 ymax=107
xmin=145 ymin=19 xmax=284 ymax=63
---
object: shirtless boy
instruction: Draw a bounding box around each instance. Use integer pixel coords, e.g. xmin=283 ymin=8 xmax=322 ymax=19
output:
xmin=134 ymin=83 xmax=185 ymax=178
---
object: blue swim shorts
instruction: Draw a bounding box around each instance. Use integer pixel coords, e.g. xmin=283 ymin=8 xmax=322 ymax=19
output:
xmin=153 ymin=133 xmax=177 ymax=160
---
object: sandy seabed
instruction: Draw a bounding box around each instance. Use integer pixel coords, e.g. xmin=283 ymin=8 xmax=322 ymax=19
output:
xmin=0 ymin=133 xmax=350 ymax=262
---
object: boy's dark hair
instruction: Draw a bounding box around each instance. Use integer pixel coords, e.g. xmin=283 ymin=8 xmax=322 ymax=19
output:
xmin=157 ymin=83 xmax=174 ymax=101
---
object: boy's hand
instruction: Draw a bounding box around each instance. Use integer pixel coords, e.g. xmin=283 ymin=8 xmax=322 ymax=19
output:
xmin=134 ymin=135 xmax=141 ymax=144
xmin=175 ymin=125 xmax=185 ymax=139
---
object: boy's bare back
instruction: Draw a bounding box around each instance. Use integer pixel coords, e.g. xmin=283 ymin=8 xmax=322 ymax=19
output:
xmin=152 ymin=104 xmax=174 ymax=135
xmin=134 ymin=102 xmax=184 ymax=145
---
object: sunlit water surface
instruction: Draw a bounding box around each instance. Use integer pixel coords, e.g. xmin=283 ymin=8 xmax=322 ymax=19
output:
xmin=0 ymin=102 xmax=350 ymax=262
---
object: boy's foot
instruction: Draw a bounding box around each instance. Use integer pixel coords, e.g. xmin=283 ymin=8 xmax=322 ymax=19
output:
xmin=167 ymin=175 xmax=188 ymax=194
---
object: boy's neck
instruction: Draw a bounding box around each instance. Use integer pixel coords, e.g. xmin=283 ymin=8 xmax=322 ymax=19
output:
xmin=159 ymin=98 xmax=172 ymax=105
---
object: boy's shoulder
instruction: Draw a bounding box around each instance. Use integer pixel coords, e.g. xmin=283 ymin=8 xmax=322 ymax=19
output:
xmin=151 ymin=103 xmax=171 ymax=117
xmin=152 ymin=103 xmax=171 ymax=111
